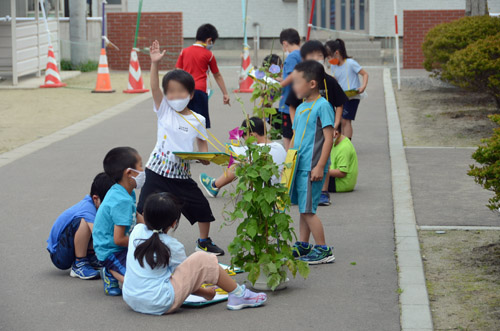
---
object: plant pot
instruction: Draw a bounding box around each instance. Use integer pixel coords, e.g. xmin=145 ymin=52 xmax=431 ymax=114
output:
xmin=249 ymin=269 xmax=290 ymax=291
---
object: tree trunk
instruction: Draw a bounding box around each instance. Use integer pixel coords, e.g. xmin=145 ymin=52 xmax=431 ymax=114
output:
xmin=69 ymin=0 xmax=87 ymax=66
xmin=465 ymin=0 xmax=489 ymax=16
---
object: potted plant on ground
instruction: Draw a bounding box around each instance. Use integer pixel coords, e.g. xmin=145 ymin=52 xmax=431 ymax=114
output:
xmin=224 ymin=59 xmax=309 ymax=290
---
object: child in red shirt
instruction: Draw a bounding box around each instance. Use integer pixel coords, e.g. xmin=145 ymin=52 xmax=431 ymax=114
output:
xmin=176 ymin=24 xmax=230 ymax=128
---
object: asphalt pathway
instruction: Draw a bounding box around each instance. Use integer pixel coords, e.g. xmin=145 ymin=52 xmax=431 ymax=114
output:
xmin=0 ymin=68 xmax=400 ymax=330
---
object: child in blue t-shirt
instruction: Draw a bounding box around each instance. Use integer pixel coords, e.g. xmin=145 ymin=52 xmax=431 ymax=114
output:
xmin=290 ymin=60 xmax=336 ymax=265
xmin=47 ymin=172 xmax=114 ymax=279
xmin=278 ymin=28 xmax=302 ymax=150
xmin=93 ymin=146 xmax=145 ymax=296
xmin=123 ymin=192 xmax=267 ymax=315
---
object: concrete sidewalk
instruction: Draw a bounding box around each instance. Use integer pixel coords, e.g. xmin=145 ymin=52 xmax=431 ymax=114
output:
xmin=0 ymin=68 xmax=399 ymax=330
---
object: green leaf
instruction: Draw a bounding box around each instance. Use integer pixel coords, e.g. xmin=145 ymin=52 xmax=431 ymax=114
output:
xmin=297 ymin=260 xmax=310 ymax=279
xmin=247 ymin=219 xmax=258 ymax=238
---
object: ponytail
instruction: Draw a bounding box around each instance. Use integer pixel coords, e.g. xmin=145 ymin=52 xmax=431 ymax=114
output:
xmin=134 ymin=232 xmax=171 ymax=269
xmin=133 ymin=192 xmax=182 ymax=269
xmin=325 ymin=39 xmax=350 ymax=59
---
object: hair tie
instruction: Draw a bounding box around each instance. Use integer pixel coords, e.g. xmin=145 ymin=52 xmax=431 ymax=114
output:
xmin=152 ymin=229 xmax=163 ymax=234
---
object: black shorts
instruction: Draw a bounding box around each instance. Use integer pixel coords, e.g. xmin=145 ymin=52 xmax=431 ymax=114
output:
xmin=137 ymin=168 xmax=216 ymax=225
xmin=328 ymin=177 xmax=337 ymax=193
xmin=275 ymin=112 xmax=293 ymax=139
xmin=342 ymin=99 xmax=360 ymax=121
xmin=188 ymin=90 xmax=210 ymax=128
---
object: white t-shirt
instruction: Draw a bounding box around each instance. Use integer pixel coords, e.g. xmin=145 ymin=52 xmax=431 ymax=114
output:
xmin=146 ymin=98 xmax=207 ymax=179
xmin=231 ymin=141 xmax=287 ymax=184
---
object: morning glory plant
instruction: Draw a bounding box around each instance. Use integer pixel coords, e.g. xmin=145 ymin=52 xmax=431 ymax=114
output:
xmin=224 ymin=54 xmax=310 ymax=290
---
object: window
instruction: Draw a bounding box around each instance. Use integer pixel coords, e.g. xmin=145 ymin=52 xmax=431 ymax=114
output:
xmin=341 ymin=0 xmax=346 ymax=30
xmin=350 ymin=0 xmax=355 ymax=30
xmin=330 ymin=0 xmax=336 ymax=28
xmin=359 ymin=0 xmax=365 ymax=30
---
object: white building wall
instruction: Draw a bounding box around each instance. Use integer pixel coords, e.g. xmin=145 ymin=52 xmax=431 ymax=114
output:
xmin=127 ymin=0 xmax=300 ymax=39
xmin=370 ymin=0 xmax=467 ymax=37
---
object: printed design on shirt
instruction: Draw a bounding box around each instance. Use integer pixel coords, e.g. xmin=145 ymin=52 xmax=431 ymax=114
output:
xmin=146 ymin=151 xmax=191 ymax=179
xmin=127 ymin=212 xmax=137 ymax=236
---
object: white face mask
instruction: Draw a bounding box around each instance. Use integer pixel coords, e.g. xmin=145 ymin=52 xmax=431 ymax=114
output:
xmin=206 ymin=43 xmax=214 ymax=51
xmin=129 ymin=168 xmax=145 ymax=189
xmin=284 ymin=51 xmax=290 ymax=57
xmin=167 ymin=97 xmax=190 ymax=112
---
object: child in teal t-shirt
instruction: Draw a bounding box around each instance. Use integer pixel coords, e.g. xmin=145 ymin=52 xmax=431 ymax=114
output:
xmin=289 ymin=60 xmax=336 ymax=265
xmin=324 ymin=134 xmax=358 ymax=193
xmin=93 ymin=147 xmax=145 ymax=296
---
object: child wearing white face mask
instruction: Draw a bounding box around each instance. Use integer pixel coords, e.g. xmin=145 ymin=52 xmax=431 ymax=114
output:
xmin=136 ymin=41 xmax=225 ymax=256
xmin=93 ymin=147 xmax=145 ymax=296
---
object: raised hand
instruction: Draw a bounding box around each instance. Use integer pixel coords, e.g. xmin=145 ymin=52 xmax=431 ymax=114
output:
xmin=150 ymin=40 xmax=166 ymax=63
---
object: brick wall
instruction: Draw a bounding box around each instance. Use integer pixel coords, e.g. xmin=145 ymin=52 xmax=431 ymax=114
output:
xmin=403 ymin=10 xmax=464 ymax=69
xmin=107 ymin=12 xmax=182 ymax=70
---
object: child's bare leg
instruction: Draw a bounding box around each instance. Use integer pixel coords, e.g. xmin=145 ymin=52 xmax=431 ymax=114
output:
xmin=109 ymin=269 xmax=124 ymax=283
xmin=341 ymin=118 xmax=353 ymax=139
xmin=299 ymin=213 xmax=311 ymax=243
xmin=216 ymin=266 xmax=237 ymax=293
xmin=301 ymin=213 xmax=326 ymax=245
xmin=283 ymin=138 xmax=291 ymax=151
xmin=192 ymin=265 xmax=239 ymax=300
xmin=74 ymin=219 xmax=92 ymax=258
xmin=198 ymin=222 xmax=210 ymax=239
xmin=322 ymin=172 xmax=330 ymax=192
xmin=214 ymin=167 xmax=236 ymax=189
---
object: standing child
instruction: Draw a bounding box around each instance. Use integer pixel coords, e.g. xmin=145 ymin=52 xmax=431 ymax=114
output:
xmin=325 ymin=39 xmax=369 ymax=140
xmin=290 ymin=60 xmax=336 ymax=264
xmin=176 ymin=23 xmax=230 ymax=128
xmin=93 ymin=147 xmax=145 ymax=296
xmin=123 ymin=192 xmax=267 ymax=315
xmin=137 ymin=40 xmax=225 ymax=256
xmin=278 ymin=28 xmax=302 ymax=150
xmin=47 ymin=172 xmax=114 ymax=279
xmin=285 ymin=40 xmax=349 ymax=206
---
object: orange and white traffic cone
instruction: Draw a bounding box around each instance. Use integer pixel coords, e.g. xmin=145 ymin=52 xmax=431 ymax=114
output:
xmin=92 ymin=48 xmax=115 ymax=93
xmin=233 ymin=45 xmax=254 ymax=93
xmin=40 ymin=45 xmax=66 ymax=88
xmin=123 ymin=48 xmax=149 ymax=94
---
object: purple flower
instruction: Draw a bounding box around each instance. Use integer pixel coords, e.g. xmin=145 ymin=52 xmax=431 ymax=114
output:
xmin=228 ymin=154 xmax=235 ymax=168
xmin=254 ymin=70 xmax=265 ymax=79
xmin=269 ymin=64 xmax=281 ymax=74
xmin=229 ymin=127 xmax=244 ymax=141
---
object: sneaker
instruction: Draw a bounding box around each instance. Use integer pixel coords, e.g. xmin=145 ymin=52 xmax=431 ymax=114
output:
xmin=100 ymin=267 xmax=122 ymax=296
xmin=318 ymin=191 xmax=331 ymax=206
xmin=196 ymin=238 xmax=225 ymax=256
xmin=227 ymin=287 xmax=267 ymax=310
xmin=291 ymin=241 xmax=313 ymax=258
xmin=88 ymin=254 xmax=104 ymax=269
xmin=70 ymin=258 xmax=100 ymax=280
xmin=299 ymin=245 xmax=335 ymax=265
xmin=199 ymin=173 xmax=219 ymax=198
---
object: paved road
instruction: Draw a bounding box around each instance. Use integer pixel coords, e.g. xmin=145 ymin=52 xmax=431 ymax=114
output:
xmin=407 ymin=147 xmax=500 ymax=227
xmin=0 ymin=68 xmax=400 ymax=330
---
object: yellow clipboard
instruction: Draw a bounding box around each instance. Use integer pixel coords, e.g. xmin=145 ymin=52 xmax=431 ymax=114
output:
xmin=173 ymin=152 xmax=231 ymax=166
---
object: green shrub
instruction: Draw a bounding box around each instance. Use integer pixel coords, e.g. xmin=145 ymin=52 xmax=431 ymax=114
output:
xmin=60 ymin=59 xmax=98 ymax=72
xmin=422 ymin=16 xmax=500 ymax=75
xmin=444 ymin=32 xmax=500 ymax=109
xmin=469 ymin=115 xmax=500 ymax=210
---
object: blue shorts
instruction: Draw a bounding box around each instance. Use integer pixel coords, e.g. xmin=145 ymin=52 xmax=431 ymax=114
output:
xmin=101 ymin=249 xmax=127 ymax=276
xmin=49 ymin=217 xmax=82 ymax=270
xmin=291 ymin=170 xmax=326 ymax=214
xmin=342 ymin=99 xmax=360 ymax=120
xmin=188 ymin=90 xmax=210 ymax=128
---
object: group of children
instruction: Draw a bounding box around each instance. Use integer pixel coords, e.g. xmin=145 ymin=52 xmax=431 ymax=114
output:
xmin=46 ymin=24 xmax=366 ymax=315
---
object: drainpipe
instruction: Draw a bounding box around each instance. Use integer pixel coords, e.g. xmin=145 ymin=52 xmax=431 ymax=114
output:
xmin=253 ymin=22 xmax=260 ymax=67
